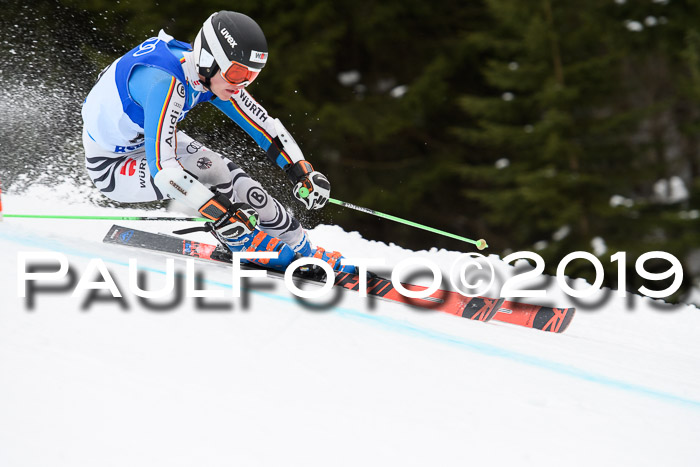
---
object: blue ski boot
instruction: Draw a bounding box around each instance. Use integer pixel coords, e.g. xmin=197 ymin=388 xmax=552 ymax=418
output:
xmin=292 ymin=230 xmax=358 ymax=274
xmin=222 ymin=229 xmax=297 ymax=270
xmin=207 ymin=201 xmax=296 ymax=271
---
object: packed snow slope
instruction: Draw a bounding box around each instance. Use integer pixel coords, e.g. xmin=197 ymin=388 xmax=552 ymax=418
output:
xmin=1 ymin=187 xmax=699 ymax=467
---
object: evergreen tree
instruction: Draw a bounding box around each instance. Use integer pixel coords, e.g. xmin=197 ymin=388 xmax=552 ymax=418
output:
xmin=454 ymin=0 xmax=660 ymax=282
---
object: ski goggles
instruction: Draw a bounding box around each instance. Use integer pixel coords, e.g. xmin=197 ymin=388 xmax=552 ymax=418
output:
xmin=221 ymin=61 xmax=260 ymax=86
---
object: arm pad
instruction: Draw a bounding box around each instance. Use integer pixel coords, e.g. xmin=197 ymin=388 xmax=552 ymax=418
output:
xmin=266 ymin=118 xmax=306 ymax=170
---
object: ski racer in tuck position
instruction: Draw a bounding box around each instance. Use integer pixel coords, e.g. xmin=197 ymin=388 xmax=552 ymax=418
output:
xmin=81 ymin=10 xmax=355 ymax=273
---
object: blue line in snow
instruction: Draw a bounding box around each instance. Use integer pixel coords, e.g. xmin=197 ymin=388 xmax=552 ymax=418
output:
xmin=337 ymin=310 xmax=700 ymax=409
xmin=2 ymin=228 xmax=699 ymax=410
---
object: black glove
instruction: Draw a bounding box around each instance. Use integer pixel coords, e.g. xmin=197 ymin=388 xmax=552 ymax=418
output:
xmin=286 ymin=161 xmax=331 ymax=210
xmin=198 ymin=192 xmax=258 ymax=240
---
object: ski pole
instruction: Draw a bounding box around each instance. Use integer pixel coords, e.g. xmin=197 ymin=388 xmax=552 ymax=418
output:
xmin=3 ymin=214 xmax=210 ymax=222
xmin=6 ymin=203 xmax=488 ymax=249
xmin=327 ymin=198 xmax=488 ymax=250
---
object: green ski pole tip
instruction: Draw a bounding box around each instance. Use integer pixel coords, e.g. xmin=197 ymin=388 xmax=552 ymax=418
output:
xmin=476 ymin=239 xmax=488 ymax=250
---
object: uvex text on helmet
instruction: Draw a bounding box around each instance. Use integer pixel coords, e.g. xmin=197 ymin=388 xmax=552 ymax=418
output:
xmin=193 ymin=11 xmax=268 ymax=80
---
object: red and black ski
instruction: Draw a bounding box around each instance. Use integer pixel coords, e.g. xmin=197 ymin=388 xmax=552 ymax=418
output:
xmin=103 ymin=225 xmax=503 ymax=323
xmin=494 ymin=301 xmax=575 ymax=333
xmin=103 ymin=225 xmax=575 ymax=332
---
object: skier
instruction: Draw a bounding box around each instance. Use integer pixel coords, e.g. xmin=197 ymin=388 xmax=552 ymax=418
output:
xmin=81 ymin=10 xmax=355 ymax=273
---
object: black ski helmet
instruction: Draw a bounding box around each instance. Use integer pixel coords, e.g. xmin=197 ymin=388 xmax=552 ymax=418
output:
xmin=192 ymin=11 xmax=268 ymax=85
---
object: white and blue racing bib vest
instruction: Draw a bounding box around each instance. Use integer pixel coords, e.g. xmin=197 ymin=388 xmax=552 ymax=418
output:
xmin=81 ymin=30 xmax=206 ymax=153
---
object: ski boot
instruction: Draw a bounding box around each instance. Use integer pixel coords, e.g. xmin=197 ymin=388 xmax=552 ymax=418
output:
xmin=205 ymin=201 xmax=296 ymax=271
xmin=211 ymin=229 xmax=297 ymax=271
xmin=293 ymin=230 xmax=358 ymax=276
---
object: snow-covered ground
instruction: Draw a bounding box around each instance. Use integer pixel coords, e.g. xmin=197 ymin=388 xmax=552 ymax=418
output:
xmin=1 ymin=188 xmax=699 ymax=467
